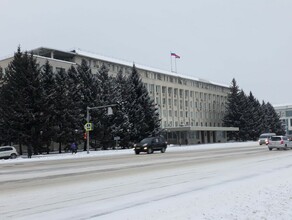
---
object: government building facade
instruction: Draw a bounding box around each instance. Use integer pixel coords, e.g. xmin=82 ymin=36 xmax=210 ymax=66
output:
xmin=0 ymin=47 xmax=238 ymax=145
xmin=274 ymin=105 xmax=292 ymax=136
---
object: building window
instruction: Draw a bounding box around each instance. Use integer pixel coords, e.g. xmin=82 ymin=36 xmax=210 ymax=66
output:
xmin=180 ymin=100 xmax=183 ymax=109
xmin=156 ymin=85 xmax=161 ymax=94
xmin=179 ymin=89 xmax=183 ymax=99
xmin=162 ymin=98 xmax=166 ymax=105
xmin=287 ymin=110 xmax=292 ymax=117
xmin=174 ymin=89 xmax=178 ymax=97
xmin=157 ymin=74 xmax=162 ymax=80
xmin=163 ymin=110 xmax=167 ymax=117
xmin=162 ymin=86 xmax=166 ymax=94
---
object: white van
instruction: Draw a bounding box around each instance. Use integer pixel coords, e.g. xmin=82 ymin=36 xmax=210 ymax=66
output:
xmin=258 ymin=133 xmax=276 ymax=145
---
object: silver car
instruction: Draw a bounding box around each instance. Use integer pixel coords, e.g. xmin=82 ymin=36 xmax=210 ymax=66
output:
xmin=268 ymin=136 xmax=292 ymax=151
xmin=258 ymin=133 xmax=276 ymax=145
xmin=0 ymin=146 xmax=18 ymax=159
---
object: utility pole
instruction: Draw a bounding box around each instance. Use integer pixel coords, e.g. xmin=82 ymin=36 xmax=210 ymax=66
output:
xmin=85 ymin=104 xmax=116 ymax=154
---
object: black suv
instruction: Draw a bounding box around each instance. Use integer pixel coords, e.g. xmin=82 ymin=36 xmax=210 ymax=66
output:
xmin=134 ymin=136 xmax=167 ymax=154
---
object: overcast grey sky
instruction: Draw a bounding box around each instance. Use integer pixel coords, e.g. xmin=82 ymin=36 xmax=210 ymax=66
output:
xmin=1 ymin=0 xmax=291 ymax=105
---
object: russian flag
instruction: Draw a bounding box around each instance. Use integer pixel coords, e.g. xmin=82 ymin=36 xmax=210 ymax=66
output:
xmin=171 ymin=52 xmax=180 ymax=59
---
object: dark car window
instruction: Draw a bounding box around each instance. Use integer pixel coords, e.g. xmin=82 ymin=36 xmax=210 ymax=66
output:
xmin=271 ymin=136 xmax=281 ymax=141
xmin=1 ymin=147 xmax=11 ymax=151
xmin=140 ymin=138 xmax=153 ymax=144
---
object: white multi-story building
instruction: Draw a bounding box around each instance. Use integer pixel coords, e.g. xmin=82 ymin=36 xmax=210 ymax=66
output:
xmin=274 ymin=105 xmax=292 ymax=136
xmin=0 ymin=47 xmax=238 ymax=144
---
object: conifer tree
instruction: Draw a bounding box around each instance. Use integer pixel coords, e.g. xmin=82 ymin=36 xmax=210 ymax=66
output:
xmin=265 ymin=102 xmax=285 ymax=135
xmin=223 ymin=78 xmax=241 ymax=141
xmin=1 ymin=47 xmax=44 ymax=153
xmin=40 ymin=60 xmax=57 ymax=152
xmin=0 ymin=66 xmax=5 ymax=145
xmin=53 ymin=68 xmax=73 ymax=152
xmin=93 ymin=64 xmax=117 ymax=149
xmin=67 ymin=65 xmax=84 ymax=143
xmin=247 ymin=92 xmax=262 ymax=140
xmin=112 ymin=70 xmax=131 ymax=148
xmin=127 ymin=65 xmax=161 ymax=142
xmin=237 ymin=90 xmax=249 ymax=141
xmin=76 ymin=59 xmax=99 ymax=150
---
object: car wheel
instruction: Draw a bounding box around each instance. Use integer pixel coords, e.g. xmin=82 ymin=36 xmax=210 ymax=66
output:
xmin=268 ymin=148 xmax=272 ymax=151
xmin=10 ymin=153 xmax=17 ymax=159
xmin=135 ymin=150 xmax=140 ymax=155
xmin=277 ymin=148 xmax=280 ymax=150
xmin=147 ymin=148 xmax=153 ymax=154
xmin=161 ymin=147 xmax=166 ymax=153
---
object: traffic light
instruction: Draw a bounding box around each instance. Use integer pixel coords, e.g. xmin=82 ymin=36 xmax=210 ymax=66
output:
xmin=83 ymin=133 xmax=87 ymax=140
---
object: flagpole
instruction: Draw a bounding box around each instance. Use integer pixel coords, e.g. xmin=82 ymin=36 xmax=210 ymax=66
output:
xmin=175 ymin=57 xmax=177 ymax=73
xmin=170 ymin=52 xmax=173 ymax=72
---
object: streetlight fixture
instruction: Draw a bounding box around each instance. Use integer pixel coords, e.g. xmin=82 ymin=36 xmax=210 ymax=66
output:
xmin=86 ymin=104 xmax=117 ymax=154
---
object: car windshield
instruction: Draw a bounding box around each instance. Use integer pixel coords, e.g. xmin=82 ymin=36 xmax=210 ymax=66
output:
xmin=271 ymin=136 xmax=281 ymax=141
xmin=140 ymin=138 xmax=153 ymax=144
xmin=260 ymin=133 xmax=276 ymax=138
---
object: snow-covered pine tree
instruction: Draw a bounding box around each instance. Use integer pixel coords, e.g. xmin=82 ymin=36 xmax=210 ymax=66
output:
xmin=53 ymin=68 xmax=75 ymax=153
xmin=247 ymin=92 xmax=262 ymax=140
xmin=93 ymin=64 xmax=117 ymax=149
xmin=76 ymin=59 xmax=99 ymax=150
xmin=260 ymin=101 xmax=270 ymax=133
xmin=66 ymin=65 xmax=84 ymax=143
xmin=0 ymin=66 xmax=6 ymax=145
xmin=1 ymin=47 xmax=44 ymax=153
xmin=127 ymin=65 xmax=161 ymax=142
xmin=265 ymin=102 xmax=285 ymax=135
xmin=112 ymin=70 xmax=132 ymax=148
xmin=40 ymin=60 xmax=57 ymax=152
xmin=223 ymin=78 xmax=241 ymax=141
xmin=237 ymin=90 xmax=250 ymax=141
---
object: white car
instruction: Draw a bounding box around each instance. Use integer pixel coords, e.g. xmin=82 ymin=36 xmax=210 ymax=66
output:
xmin=0 ymin=146 xmax=18 ymax=159
xmin=267 ymin=136 xmax=292 ymax=151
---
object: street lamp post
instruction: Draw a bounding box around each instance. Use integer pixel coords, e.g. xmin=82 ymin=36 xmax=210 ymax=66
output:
xmin=86 ymin=104 xmax=116 ymax=154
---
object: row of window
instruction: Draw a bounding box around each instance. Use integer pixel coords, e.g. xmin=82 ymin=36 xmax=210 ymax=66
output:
xmin=91 ymin=58 xmax=229 ymax=94
xmin=161 ymin=110 xmax=223 ymax=119
xmin=157 ymin=98 xmax=225 ymax=111
xmin=147 ymin=84 xmax=226 ymax=102
xmin=163 ymin=121 xmax=222 ymax=128
xmin=143 ymin=71 xmax=228 ymax=93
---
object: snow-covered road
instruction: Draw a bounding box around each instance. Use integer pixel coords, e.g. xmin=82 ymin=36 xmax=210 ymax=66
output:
xmin=1 ymin=142 xmax=292 ymax=220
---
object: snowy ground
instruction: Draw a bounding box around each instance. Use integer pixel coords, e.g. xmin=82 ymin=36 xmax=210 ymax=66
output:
xmin=2 ymin=142 xmax=292 ymax=220
xmin=0 ymin=142 xmax=256 ymax=164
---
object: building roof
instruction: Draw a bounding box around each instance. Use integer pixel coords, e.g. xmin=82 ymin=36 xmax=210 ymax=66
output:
xmin=72 ymin=49 xmax=229 ymax=88
xmin=29 ymin=47 xmax=228 ymax=88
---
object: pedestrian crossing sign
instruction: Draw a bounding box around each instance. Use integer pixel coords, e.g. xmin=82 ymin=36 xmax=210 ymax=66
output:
xmin=84 ymin=123 xmax=93 ymax=131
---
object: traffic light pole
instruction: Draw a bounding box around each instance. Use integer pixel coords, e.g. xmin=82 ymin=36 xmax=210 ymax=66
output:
xmin=86 ymin=104 xmax=117 ymax=154
xmin=86 ymin=106 xmax=90 ymax=154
